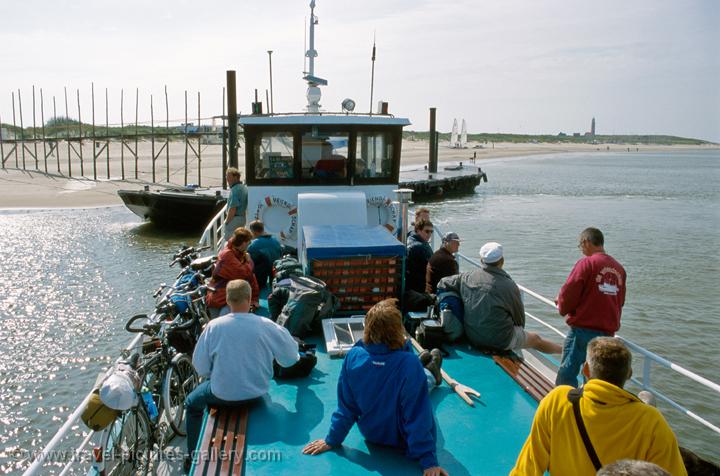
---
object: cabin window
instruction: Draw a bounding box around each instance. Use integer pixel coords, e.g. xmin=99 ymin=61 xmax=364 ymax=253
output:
xmin=253 ymin=132 xmax=295 ymax=179
xmin=301 ymin=130 xmax=349 ymax=179
xmin=356 ymin=132 xmax=393 ymax=178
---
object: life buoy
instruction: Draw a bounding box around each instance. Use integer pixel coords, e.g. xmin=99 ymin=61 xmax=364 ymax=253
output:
xmin=253 ymin=195 xmax=298 ymax=241
xmin=366 ymin=195 xmax=398 ymax=233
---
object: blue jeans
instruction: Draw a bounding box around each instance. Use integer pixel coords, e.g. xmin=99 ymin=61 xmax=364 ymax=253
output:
xmin=555 ymin=327 xmax=611 ymax=387
xmin=185 ymin=380 xmax=256 ymax=457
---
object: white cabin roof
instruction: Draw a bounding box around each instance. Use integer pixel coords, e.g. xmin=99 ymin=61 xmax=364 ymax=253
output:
xmin=239 ymin=115 xmax=411 ymax=127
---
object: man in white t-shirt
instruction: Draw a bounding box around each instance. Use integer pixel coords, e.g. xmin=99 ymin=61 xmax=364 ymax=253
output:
xmin=185 ymin=279 xmax=299 ymax=464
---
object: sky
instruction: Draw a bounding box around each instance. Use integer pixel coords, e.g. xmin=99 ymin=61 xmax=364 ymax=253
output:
xmin=1 ymin=0 xmax=718 ymax=142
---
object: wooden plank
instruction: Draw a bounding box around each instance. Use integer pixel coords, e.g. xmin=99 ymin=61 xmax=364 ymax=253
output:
xmin=494 ymin=356 xmax=552 ymax=402
xmin=219 ymin=410 xmax=240 ymax=475
xmin=205 ymin=409 xmax=231 ymax=475
xmin=231 ymin=406 xmax=250 ymax=475
xmin=517 ymin=364 xmax=554 ymax=396
xmin=194 ymin=408 xmax=218 ymax=476
xmin=194 ymin=407 xmax=250 ymax=476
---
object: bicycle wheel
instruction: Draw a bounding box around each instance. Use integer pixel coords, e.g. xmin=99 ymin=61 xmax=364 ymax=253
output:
xmin=161 ymin=353 xmax=198 ymax=436
xmin=102 ymin=407 xmax=152 ymax=476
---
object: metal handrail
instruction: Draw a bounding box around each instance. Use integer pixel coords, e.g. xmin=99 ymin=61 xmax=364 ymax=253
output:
xmin=22 ymin=333 xmax=144 ymax=476
xmin=198 ymin=204 xmax=227 ymax=254
xmin=452 ymin=244 xmax=720 ymax=436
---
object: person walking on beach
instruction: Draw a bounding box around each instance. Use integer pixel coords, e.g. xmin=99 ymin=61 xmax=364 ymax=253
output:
xmin=555 ymin=227 xmax=626 ymax=387
xmin=303 ymin=299 xmax=447 ymax=476
xmin=438 ymin=242 xmax=562 ymax=354
xmin=223 ymin=167 xmax=248 ymax=240
xmin=185 ymin=279 xmax=299 ymax=469
xmin=511 ymin=337 xmax=686 ymax=476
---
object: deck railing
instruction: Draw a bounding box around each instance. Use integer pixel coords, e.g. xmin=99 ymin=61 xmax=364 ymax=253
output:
xmin=453 ymin=248 xmax=720 ymax=436
xmin=22 ymin=333 xmax=144 ymax=476
xmin=198 ymin=204 xmax=228 ymax=254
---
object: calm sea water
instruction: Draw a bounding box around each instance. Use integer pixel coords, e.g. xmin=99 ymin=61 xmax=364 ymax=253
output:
xmin=0 ymin=149 xmax=718 ymax=473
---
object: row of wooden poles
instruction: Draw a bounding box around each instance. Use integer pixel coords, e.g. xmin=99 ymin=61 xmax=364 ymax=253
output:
xmin=0 ymin=84 xmax=227 ymax=186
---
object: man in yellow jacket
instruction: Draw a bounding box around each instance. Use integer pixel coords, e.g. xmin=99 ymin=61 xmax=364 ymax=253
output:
xmin=511 ymin=337 xmax=687 ymax=476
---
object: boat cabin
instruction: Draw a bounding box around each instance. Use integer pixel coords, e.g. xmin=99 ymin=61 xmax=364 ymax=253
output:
xmin=239 ymin=114 xmax=411 ymax=248
xmin=242 ymin=115 xmax=409 ymax=186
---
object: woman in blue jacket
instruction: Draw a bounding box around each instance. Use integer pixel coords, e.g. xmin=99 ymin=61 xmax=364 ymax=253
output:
xmin=303 ymin=299 xmax=447 ymax=476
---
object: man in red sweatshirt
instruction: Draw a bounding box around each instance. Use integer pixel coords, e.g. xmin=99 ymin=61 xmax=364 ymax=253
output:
xmin=555 ymin=227 xmax=626 ymax=387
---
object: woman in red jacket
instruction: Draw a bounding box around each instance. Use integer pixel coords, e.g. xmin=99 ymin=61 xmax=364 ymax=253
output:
xmin=206 ymin=228 xmax=260 ymax=315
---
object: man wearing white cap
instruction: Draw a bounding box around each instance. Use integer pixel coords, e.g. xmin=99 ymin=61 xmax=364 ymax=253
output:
xmin=425 ymin=231 xmax=461 ymax=294
xmin=437 ymin=242 xmax=561 ymax=354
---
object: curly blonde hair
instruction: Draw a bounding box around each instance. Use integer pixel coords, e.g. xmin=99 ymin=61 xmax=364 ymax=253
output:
xmin=363 ymin=299 xmax=406 ymax=350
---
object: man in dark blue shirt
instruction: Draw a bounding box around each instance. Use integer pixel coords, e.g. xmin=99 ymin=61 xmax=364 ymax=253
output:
xmin=247 ymin=220 xmax=282 ymax=288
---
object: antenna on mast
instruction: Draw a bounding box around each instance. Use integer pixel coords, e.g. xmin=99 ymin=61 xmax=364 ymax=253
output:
xmin=303 ymin=0 xmax=327 ymax=113
xmin=369 ymin=32 xmax=376 ymax=115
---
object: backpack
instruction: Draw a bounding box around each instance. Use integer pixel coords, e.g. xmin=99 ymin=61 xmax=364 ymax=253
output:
xmin=276 ymin=275 xmax=339 ymax=337
xmin=268 ymin=285 xmax=291 ymax=322
xmin=272 ymin=256 xmax=304 ymax=286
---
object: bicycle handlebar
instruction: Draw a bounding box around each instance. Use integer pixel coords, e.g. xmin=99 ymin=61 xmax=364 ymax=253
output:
xmin=125 ymin=314 xmax=159 ymax=334
xmin=169 ymin=245 xmax=212 ymax=268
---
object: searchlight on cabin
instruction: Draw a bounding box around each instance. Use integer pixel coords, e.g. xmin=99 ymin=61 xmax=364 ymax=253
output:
xmin=341 ymin=98 xmax=356 ymax=112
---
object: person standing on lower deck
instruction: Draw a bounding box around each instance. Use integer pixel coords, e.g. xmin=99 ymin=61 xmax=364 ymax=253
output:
xmin=223 ymin=167 xmax=248 ymax=240
xmin=555 ymin=227 xmax=627 ymax=387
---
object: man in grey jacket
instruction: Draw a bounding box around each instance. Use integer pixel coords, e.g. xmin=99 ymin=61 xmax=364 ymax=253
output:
xmin=438 ymin=242 xmax=561 ymax=354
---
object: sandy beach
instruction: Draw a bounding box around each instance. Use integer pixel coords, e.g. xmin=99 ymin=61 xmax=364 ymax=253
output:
xmin=0 ymin=139 xmax=716 ymax=210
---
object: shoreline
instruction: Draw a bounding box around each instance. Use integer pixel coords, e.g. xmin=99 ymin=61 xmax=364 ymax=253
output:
xmin=1 ymin=141 xmax=717 ymax=210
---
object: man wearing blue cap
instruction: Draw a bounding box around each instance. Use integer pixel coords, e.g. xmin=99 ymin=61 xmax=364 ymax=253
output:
xmin=438 ymin=242 xmax=561 ymax=354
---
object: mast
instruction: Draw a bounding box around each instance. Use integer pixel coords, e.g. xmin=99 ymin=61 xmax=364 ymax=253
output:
xmin=303 ymin=0 xmax=327 ymax=113
xmin=369 ymin=34 xmax=376 ymax=114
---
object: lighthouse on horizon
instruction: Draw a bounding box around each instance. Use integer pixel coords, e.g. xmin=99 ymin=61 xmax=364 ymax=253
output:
xmin=591 ymin=117 xmax=596 ymax=136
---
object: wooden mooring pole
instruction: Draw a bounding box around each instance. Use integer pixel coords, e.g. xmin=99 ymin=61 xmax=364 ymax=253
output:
xmin=226 ymin=70 xmax=238 ymax=169
xmin=429 ymin=107 xmax=437 ymax=174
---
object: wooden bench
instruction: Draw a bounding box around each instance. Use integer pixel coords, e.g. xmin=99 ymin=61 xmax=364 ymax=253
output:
xmin=493 ymin=355 xmax=554 ymax=402
xmin=191 ymin=406 xmax=249 ymax=476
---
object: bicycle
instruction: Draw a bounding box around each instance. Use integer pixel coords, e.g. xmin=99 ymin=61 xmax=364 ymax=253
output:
xmin=96 ymin=305 xmax=204 ymax=475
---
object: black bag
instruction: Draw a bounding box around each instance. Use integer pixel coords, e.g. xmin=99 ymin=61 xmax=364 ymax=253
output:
xmin=403 ymin=289 xmax=435 ymax=313
xmin=415 ymin=319 xmax=447 ymax=350
xmin=273 ymin=339 xmax=317 ymax=379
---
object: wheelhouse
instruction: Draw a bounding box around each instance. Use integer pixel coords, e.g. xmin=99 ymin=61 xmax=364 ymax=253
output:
xmin=241 ymin=115 xmax=410 ymax=187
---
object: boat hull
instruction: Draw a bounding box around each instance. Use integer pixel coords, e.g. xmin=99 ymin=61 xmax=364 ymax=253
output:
xmin=118 ymin=189 xmax=226 ymax=230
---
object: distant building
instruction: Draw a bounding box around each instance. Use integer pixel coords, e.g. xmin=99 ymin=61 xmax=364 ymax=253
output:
xmin=573 ymin=132 xmax=581 ymax=137
xmin=591 ymin=117 xmax=596 ymax=136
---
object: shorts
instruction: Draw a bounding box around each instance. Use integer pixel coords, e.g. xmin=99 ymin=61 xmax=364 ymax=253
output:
xmin=506 ymin=326 xmax=528 ymax=351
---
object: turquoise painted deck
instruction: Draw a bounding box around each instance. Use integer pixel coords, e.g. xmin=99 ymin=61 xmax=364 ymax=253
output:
xmin=242 ymin=298 xmax=539 ymax=475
